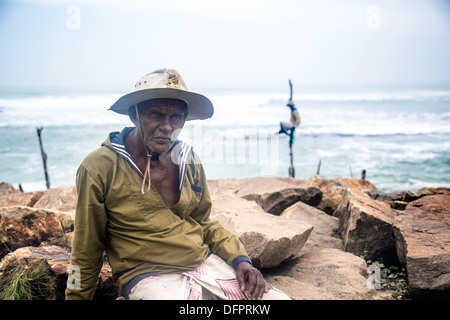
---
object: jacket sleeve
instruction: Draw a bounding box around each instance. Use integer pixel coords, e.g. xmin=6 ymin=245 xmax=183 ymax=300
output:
xmin=65 ymin=164 xmax=108 ymax=300
xmin=189 ymin=161 xmax=251 ymax=268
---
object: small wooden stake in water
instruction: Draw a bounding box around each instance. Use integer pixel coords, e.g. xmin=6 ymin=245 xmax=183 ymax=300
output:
xmin=36 ymin=127 xmax=50 ymax=189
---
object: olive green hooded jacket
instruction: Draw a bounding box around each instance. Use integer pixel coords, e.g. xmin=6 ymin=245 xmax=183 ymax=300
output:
xmin=65 ymin=128 xmax=249 ymax=300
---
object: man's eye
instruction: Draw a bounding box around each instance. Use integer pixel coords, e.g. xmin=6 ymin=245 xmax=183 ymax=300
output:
xmin=171 ymin=114 xmax=184 ymax=123
xmin=148 ymin=112 xmax=162 ymax=120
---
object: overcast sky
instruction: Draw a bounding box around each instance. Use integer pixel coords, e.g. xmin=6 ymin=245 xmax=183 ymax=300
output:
xmin=0 ymin=0 xmax=449 ymax=93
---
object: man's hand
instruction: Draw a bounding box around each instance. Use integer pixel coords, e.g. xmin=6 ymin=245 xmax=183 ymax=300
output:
xmin=235 ymin=261 xmax=269 ymax=300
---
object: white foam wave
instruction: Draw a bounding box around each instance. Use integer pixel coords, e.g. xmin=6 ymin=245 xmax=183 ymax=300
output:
xmin=0 ymin=93 xmax=129 ymax=127
xmin=294 ymin=90 xmax=450 ymax=102
xmin=1 ymin=91 xmax=449 ymax=137
xmin=206 ymin=92 xmax=450 ymax=136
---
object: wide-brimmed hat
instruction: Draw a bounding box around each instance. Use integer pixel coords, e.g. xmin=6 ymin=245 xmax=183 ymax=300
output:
xmin=109 ymin=68 xmax=214 ymax=121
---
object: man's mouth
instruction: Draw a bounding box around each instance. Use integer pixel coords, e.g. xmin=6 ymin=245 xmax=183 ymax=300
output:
xmin=153 ymin=136 xmax=172 ymax=143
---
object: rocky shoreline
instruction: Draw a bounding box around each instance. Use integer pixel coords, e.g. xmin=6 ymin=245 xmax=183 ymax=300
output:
xmin=0 ymin=176 xmax=449 ymax=300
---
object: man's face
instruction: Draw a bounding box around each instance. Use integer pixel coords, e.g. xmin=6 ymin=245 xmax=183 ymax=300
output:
xmin=135 ymin=98 xmax=187 ymax=154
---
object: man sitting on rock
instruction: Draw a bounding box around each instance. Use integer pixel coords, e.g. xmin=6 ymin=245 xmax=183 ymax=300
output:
xmin=65 ymin=68 xmax=290 ymax=300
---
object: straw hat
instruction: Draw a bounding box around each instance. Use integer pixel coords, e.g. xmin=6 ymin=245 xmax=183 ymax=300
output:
xmin=109 ymin=68 xmax=214 ymax=121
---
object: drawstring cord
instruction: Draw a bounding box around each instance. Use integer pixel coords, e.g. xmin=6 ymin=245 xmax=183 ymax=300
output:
xmin=135 ymin=104 xmax=152 ymax=194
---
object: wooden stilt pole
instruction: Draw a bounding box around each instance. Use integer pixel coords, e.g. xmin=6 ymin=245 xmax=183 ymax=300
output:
xmin=36 ymin=127 xmax=50 ymax=189
xmin=288 ymin=130 xmax=295 ymax=178
xmin=316 ymin=159 xmax=322 ymax=175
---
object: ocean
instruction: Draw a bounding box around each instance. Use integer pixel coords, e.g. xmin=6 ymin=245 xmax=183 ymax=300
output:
xmin=1 ymin=83 xmax=449 ymax=193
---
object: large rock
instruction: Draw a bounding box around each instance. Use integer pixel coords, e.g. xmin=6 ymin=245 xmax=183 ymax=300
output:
xmin=334 ymin=177 xmax=377 ymax=192
xmin=393 ymin=195 xmax=450 ymax=295
xmin=0 ymin=206 xmax=74 ymax=259
xmin=231 ymin=177 xmax=322 ymax=214
xmin=366 ymin=187 xmax=450 ymax=210
xmin=32 ymin=185 xmax=77 ymax=213
xmin=263 ymin=248 xmax=390 ymax=300
xmin=335 ymin=189 xmax=450 ymax=297
xmin=304 ymin=175 xmax=346 ymax=214
xmin=0 ymin=182 xmax=44 ymax=208
xmin=0 ymin=182 xmax=17 ymax=196
xmin=280 ymin=201 xmax=343 ymax=252
xmin=334 ymin=189 xmax=400 ymax=265
xmin=0 ymin=184 xmax=77 ymax=213
xmin=305 ymin=175 xmax=377 ymax=215
xmin=208 ymin=178 xmax=313 ymax=268
xmin=0 ymin=244 xmax=117 ymax=300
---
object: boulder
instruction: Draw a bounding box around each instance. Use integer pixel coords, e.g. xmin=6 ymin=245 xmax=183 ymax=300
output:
xmin=0 ymin=244 xmax=117 ymax=300
xmin=230 ymin=177 xmax=322 ymax=214
xmin=366 ymin=187 xmax=450 ymax=206
xmin=263 ymin=248 xmax=390 ymax=300
xmin=41 ymin=232 xmax=74 ymax=250
xmin=304 ymin=175 xmax=347 ymax=214
xmin=209 ymin=178 xmax=313 ymax=268
xmin=280 ymin=201 xmax=343 ymax=252
xmin=334 ymin=189 xmax=450 ymax=298
xmin=0 ymin=244 xmax=71 ymax=272
xmin=334 ymin=177 xmax=377 ymax=191
xmin=0 ymin=184 xmax=77 ymax=213
xmin=304 ymin=175 xmax=377 ymax=215
xmin=403 ymin=187 xmax=450 ymax=201
xmin=0 ymin=206 xmax=74 ymax=259
xmin=32 ymin=185 xmax=77 ymax=213
xmin=0 ymin=182 xmax=17 ymax=196
xmin=393 ymin=195 xmax=450 ymax=295
xmin=334 ymin=189 xmax=400 ymax=265
xmin=0 ymin=182 xmax=44 ymax=208
xmin=365 ymin=189 xmax=408 ymax=202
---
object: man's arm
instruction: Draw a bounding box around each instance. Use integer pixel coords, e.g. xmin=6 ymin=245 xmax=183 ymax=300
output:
xmin=65 ymin=165 xmax=107 ymax=300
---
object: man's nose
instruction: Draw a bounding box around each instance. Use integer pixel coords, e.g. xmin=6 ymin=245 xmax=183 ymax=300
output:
xmin=158 ymin=115 xmax=173 ymax=132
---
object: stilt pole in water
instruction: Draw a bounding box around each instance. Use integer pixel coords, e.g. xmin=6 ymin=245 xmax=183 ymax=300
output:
xmin=36 ymin=127 xmax=50 ymax=189
xmin=278 ymin=79 xmax=301 ymax=178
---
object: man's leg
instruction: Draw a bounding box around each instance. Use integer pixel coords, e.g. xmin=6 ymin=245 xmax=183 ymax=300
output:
xmin=127 ymin=273 xmax=203 ymax=300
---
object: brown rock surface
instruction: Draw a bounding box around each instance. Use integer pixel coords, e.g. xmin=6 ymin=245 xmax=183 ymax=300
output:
xmin=280 ymin=201 xmax=343 ymax=252
xmin=263 ymin=248 xmax=389 ymax=300
xmin=393 ymin=195 xmax=450 ymax=294
xmin=32 ymin=185 xmax=77 ymax=213
xmin=209 ymin=179 xmax=313 ymax=268
xmin=334 ymin=189 xmax=450 ymax=297
xmin=0 ymin=182 xmax=17 ymax=195
xmin=231 ymin=176 xmax=322 ymax=214
xmin=0 ymin=206 xmax=74 ymax=259
xmin=304 ymin=175 xmax=377 ymax=215
xmin=334 ymin=189 xmax=400 ymax=265
xmin=334 ymin=177 xmax=377 ymax=191
xmin=0 ymin=182 xmax=44 ymax=208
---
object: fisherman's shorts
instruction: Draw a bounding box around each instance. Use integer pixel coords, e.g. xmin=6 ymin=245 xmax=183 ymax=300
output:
xmin=127 ymin=254 xmax=291 ymax=300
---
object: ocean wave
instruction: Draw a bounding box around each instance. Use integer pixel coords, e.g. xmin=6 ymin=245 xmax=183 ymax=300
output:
xmin=293 ymin=90 xmax=450 ymax=102
xmin=0 ymin=93 xmax=129 ymax=127
xmin=209 ymin=90 xmax=450 ymax=103
xmin=1 ymin=90 xmax=449 ymax=134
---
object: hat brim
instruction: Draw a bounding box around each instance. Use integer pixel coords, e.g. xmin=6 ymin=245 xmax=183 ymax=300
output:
xmin=109 ymin=88 xmax=214 ymax=121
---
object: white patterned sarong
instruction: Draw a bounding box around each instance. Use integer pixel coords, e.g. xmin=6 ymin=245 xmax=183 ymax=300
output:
xmin=127 ymin=254 xmax=290 ymax=300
